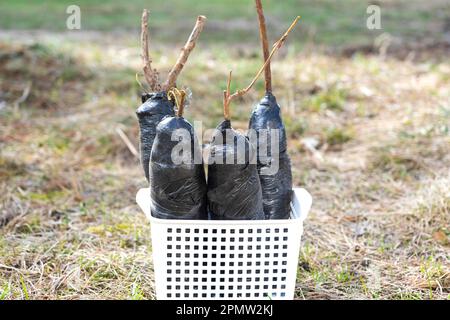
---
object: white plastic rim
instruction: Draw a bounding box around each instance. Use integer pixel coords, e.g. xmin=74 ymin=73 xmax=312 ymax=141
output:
xmin=136 ymin=187 xmax=312 ymax=300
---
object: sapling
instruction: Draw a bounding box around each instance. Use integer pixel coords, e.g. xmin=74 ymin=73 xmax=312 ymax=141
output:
xmin=248 ymin=1 xmax=296 ymax=219
xmin=136 ymin=10 xmax=206 ymax=181
xmin=208 ymin=16 xmax=299 ymax=220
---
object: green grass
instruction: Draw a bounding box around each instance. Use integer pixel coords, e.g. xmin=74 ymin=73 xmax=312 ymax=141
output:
xmin=0 ymin=0 xmax=447 ymax=46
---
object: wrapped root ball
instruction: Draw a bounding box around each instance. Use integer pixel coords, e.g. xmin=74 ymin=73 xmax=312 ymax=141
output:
xmin=150 ymin=116 xmax=207 ymax=220
xmin=207 ymin=120 xmax=264 ymax=220
xmin=248 ymin=92 xmax=292 ymax=219
xmin=136 ymin=92 xmax=175 ymax=181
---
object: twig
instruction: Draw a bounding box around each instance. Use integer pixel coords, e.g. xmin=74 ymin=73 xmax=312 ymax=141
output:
xmin=163 ymin=15 xmax=207 ymax=91
xmin=141 ymin=9 xmax=160 ymax=91
xmin=223 ymin=16 xmax=300 ymax=119
xmin=167 ymin=88 xmax=187 ymax=117
xmin=116 ymin=126 xmax=139 ymax=158
xmin=255 ymin=0 xmax=272 ymax=92
xmin=13 ymin=81 xmax=31 ymax=111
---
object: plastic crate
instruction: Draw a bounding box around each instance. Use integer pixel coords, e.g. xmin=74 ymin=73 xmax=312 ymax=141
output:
xmin=136 ymin=187 xmax=312 ymax=300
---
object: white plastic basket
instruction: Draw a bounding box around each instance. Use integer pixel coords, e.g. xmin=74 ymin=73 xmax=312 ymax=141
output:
xmin=136 ymin=187 xmax=312 ymax=300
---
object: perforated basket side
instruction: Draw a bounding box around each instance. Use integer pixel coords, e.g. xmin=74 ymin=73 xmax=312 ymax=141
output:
xmin=136 ymin=187 xmax=312 ymax=300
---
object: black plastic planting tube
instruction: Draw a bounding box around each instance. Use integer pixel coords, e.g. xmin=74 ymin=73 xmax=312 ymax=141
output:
xmin=136 ymin=92 xmax=175 ymax=182
xmin=150 ymin=116 xmax=208 ymax=220
xmin=207 ymin=120 xmax=264 ymax=220
xmin=248 ymin=92 xmax=293 ymax=219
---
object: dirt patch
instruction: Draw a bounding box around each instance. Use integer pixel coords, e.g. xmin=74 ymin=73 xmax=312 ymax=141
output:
xmin=0 ymin=43 xmax=92 ymax=109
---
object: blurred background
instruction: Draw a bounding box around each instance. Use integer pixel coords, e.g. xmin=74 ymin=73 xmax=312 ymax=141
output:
xmin=0 ymin=0 xmax=449 ymax=299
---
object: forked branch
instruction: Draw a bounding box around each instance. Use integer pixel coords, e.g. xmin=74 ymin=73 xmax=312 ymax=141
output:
xmin=163 ymin=15 xmax=207 ymax=91
xmin=223 ymin=16 xmax=300 ymax=120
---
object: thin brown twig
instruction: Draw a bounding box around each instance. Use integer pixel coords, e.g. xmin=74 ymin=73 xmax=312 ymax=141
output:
xmin=163 ymin=15 xmax=207 ymax=91
xmin=141 ymin=9 xmax=160 ymax=91
xmin=223 ymin=16 xmax=300 ymax=120
xmin=255 ymin=0 xmax=272 ymax=92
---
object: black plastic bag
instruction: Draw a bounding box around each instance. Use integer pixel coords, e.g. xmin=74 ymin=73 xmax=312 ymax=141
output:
xmin=150 ymin=116 xmax=207 ymax=220
xmin=207 ymin=120 xmax=264 ymax=220
xmin=248 ymin=92 xmax=292 ymax=219
xmin=136 ymin=92 xmax=175 ymax=181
